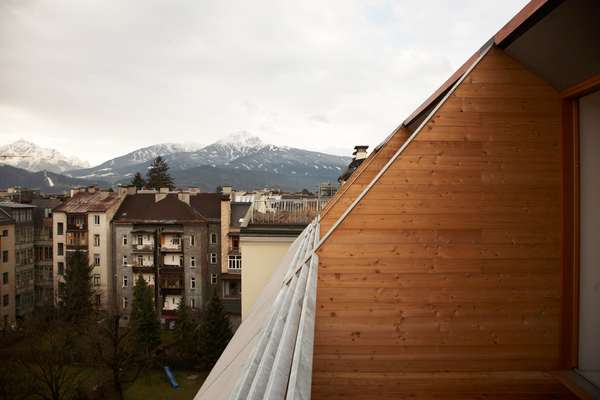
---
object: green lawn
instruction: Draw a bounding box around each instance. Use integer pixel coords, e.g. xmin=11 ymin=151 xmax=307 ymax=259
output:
xmin=125 ymin=369 xmax=208 ymax=400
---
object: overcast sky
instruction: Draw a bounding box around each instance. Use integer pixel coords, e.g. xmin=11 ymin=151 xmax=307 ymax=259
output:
xmin=0 ymin=0 xmax=529 ymax=165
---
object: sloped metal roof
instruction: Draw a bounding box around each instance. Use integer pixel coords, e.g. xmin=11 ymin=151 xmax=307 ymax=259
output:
xmin=195 ymin=219 xmax=319 ymax=400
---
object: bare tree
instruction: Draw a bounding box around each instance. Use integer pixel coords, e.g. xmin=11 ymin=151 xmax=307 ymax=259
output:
xmin=90 ymin=310 xmax=147 ymax=400
xmin=21 ymin=322 xmax=87 ymax=400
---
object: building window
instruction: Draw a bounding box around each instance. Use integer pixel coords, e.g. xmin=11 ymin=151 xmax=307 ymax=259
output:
xmin=190 ymin=235 xmax=195 ymax=246
xmin=232 ymin=236 xmax=239 ymax=250
xmin=190 ymin=256 xmax=196 ymax=267
xmin=123 ymin=275 xmax=128 ymax=287
xmin=93 ymin=274 xmax=101 ymax=287
xmin=95 ymin=295 xmax=101 ymax=306
xmin=191 ymin=277 xmax=196 ymax=289
xmin=122 ymin=255 xmax=127 ymax=266
xmin=122 ymin=234 xmax=128 ymax=246
xmin=2 ymin=272 xmax=8 ymax=284
xmin=122 ymin=297 xmax=128 ymax=309
xmin=57 ymin=222 xmax=63 ymax=235
xmin=190 ymin=298 xmax=196 ymax=309
xmin=210 ymin=233 xmax=217 ymax=244
xmin=171 ymin=237 xmax=180 ymax=246
xmin=94 ymin=234 xmax=100 ymax=247
xmin=137 ymin=235 xmax=143 ymax=246
xmin=58 ymin=262 xmax=64 ymax=276
xmin=94 ymin=254 xmax=100 ymax=266
xmin=223 ymin=280 xmax=240 ymax=298
xmin=2 ymin=251 xmax=7 ymax=263
xmin=2 ymin=295 xmax=8 ymax=307
xmin=228 ymin=255 xmax=241 ymax=270
xmin=93 ymin=215 xmax=100 ymax=225
xmin=210 ymin=273 xmax=217 ymax=285
xmin=210 ymin=253 xmax=217 ymax=264
xmin=137 ymin=255 xmax=143 ymax=266
xmin=1 ymin=229 xmax=7 ymax=237
xmin=57 ymin=243 xmax=64 ymax=256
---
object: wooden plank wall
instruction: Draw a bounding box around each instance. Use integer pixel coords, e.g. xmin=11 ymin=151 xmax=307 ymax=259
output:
xmin=313 ymin=48 xmax=574 ymax=399
xmin=320 ymin=128 xmax=410 ymax=234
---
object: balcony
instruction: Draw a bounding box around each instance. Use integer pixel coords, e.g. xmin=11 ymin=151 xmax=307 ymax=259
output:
xmin=132 ymin=263 xmax=155 ymax=273
xmin=161 ymin=286 xmax=184 ymax=295
xmin=159 ymin=266 xmax=184 ymax=276
xmin=160 ymin=244 xmax=182 ymax=252
xmin=132 ymin=243 xmax=154 ymax=253
xmin=66 ymin=232 xmax=88 ymax=249
xmin=248 ymin=198 xmax=327 ymax=225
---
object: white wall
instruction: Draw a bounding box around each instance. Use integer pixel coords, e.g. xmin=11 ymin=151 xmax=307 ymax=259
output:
xmin=240 ymin=236 xmax=295 ymax=319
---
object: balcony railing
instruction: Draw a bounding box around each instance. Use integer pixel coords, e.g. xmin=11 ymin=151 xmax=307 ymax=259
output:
xmin=160 ymin=244 xmax=182 ymax=252
xmin=132 ymin=243 xmax=154 ymax=252
xmin=249 ymin=198 xmax=327 ymax=225
xmin=132 ymin=264 xmax=155 ymax=273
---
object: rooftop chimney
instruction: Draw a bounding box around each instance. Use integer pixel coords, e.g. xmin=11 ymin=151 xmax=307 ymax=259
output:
xmin=222 ymin=185 xmax=232 ymax=195
xmin=178 ymin=192 xmax=190 ymax=205
xmin=352 ymin=145 xmax=368 ymax=161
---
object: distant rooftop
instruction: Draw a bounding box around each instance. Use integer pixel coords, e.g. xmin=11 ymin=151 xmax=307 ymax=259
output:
xmin=114 ymin=193 xmax=206 ymax=223
xmin=0 ymin=201 xmax=36 ymax=209
xmin=190 ymin=192 xmax=223 ymax=220
xmin=53 ymin=191 xmax=121 ymax=213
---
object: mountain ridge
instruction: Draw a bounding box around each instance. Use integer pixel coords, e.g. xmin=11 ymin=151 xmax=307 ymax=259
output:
xmin=0 ymin=139 xmax=89 ymax=173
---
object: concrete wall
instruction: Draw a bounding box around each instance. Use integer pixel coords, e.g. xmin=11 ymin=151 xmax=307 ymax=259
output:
xmin=88 ymin=212 xmax=111 ymax=307
xmin=240 ymin=236 xmax=294 ymax=319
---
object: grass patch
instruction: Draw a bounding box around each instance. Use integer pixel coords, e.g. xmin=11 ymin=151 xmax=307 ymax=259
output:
xmin=125 ymin=368 xmax=208 ymax=400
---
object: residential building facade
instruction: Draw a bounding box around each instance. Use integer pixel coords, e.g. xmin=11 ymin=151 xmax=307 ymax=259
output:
xmin=32 ymin=197 xmax=61 ymax=307
xmin=112 ymin=189 xmax=207 ymax=327
xmin=0 ymin=210 xmax=15 ymax=329
xmin=52 ymin=187 xmax=124 ymax=307
xmin=0 ymin=202 xmax=35 ymax=319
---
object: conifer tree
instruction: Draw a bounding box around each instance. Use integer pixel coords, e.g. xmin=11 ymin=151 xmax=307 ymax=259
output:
xmin=174 ymin=300 xmax=198 ymax=362
xmin=146 ymin=156 xmax=174 ymax=190
xmin=131 ymin=172 xmax=146 ymax=189
xmin=130 ymin=276 xmax=160 ymax=357
xmin=59 ymin=250 xmax=94 ymax=326
xmin=197 ymin=291 xmax=232 ymax=369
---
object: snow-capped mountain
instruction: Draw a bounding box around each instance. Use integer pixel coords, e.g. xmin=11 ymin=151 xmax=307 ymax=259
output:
xmin=65 ymin=142 xmax=203 ymax=180
xmin=0 ymin=139 xmax=89 ymax=173
xmin=65 ymin=132 xmax=351 ymax=190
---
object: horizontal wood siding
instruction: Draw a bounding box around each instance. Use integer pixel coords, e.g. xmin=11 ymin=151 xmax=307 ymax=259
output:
xmin=320 ymin=128 xmax=410 ymax=235
xmin=312 ymin=48 xmax=570 ymax=399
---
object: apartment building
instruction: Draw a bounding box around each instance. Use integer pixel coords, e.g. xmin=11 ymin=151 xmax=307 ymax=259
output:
xmin=0 ymin=210 xmax=15 ymax=329
xmin=112 ymin=188 xmax=207 ymax=327
xmin=0 ymin=202 xmax=35 ymax=319
xmin=31 ymin=197 xmax=61 ymax=307
xmin=189 ymin=192 xmax=225 ymax=302
xmin=52 ymin=187 xmax=124 ymax=307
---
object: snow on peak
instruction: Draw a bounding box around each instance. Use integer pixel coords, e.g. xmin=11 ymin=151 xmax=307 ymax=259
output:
xmin=217 ymin=131 xmax=264 ymax=148
xmin=0 ymin=139 xmax=89 ymax=173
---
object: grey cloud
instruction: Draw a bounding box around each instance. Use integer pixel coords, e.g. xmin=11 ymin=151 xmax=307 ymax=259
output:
xmin=0 ymin=0 xmax=529 ymax=164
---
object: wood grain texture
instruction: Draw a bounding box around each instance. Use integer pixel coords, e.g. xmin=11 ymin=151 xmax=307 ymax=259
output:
xmin=312 ymin=48 xmax=568 ymax=399
xmin=320 ymin=128 xmax=410 ymax=234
